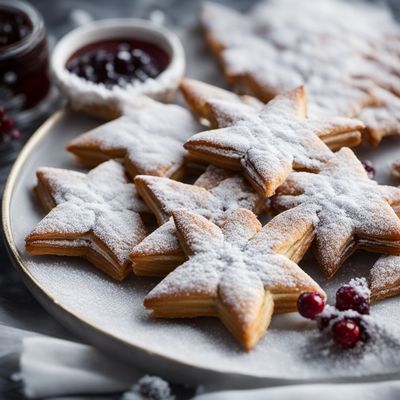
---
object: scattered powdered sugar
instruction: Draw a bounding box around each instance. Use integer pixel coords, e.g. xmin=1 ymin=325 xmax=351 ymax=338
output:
xmin=188 ymin=90 xmax=333 ymax=171
xmin=201 ymin=0 xmax=400 ymax=143
xmin=275 ymin=147 xmax=400 ymax=276
xmin=318 ymin=306 xmax=365 ymax=331
xmin=185 ymin=87 xmax=362 ymax=195
xmin=146 ymin=208 xmax=323 ymax=327
xmin=348 ymin=277 xmax=371 ymax=300
xmin=68 ymin=99 xmax=202 ymax=177
xmin=301 ymin=314 xmax=400 ymax=372
xmin=300 ymin=287 xmax=400 ymax=369
xmin=28 ymin=160 xmax=148 ymax=265
xmin=208 ymin=175 xmax=262 ymax=215
xmin=317 ymin=304 xmax=338 ymax=323
xmin=39 ymin=160 xmax=148 ymax=214
xmin=132 ymin=219 xmax=180 ymax=256
xmin=369 ymin=255 xmax=400 ymax=295
xmin=132 ymin=167 xmax=262 ymax=257
xmin=138 ymin=175 xmax=221 ymax=223
xmin=206 ymin=98 xmax=259 ymax=128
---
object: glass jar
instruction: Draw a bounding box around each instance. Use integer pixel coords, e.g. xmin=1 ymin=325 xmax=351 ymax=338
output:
xmin=0 ymin=0 xmax=54 ymax=126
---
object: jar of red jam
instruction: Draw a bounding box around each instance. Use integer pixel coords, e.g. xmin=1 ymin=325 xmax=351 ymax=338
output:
xmin=0 ymin=0 xmax=52 ymax=123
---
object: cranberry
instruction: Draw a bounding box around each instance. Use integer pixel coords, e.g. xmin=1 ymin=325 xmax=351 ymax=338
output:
xmin=332 ymin=318 xmax=361 ymax=349
xmin=336 ymin=286 xmax=357 ymax=310
xmin=336 ymin=285 xmax=370 ymax=314
xmin=361 ymin=160 xmax=375 ymax=179
xmin=354 ymin=299 xmax=370 ymax=315
xmin=297 ymin=292 xmax=325 ymax=319
xmin=10 ymin=129 xmax=20 ymax=140
xmin=1 ymin=117 xmax=13 ymax=133
xmin=0 ymin=107 xmax=19 ymax=143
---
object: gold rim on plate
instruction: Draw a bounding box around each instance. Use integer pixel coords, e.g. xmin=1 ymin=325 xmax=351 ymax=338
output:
xmin=0 ymin=109 xmax=251 ymax=385
xmin=3 ymin=109 xmax=399 ymax=385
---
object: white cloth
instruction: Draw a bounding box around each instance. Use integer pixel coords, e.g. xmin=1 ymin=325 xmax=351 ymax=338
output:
xmin=194 ymin=381 xmax=400 ymax=400
xmin=20 ymin=337 xmax=140 ymax=398
xmin=2 ymin=326 xmax=400 ymax=399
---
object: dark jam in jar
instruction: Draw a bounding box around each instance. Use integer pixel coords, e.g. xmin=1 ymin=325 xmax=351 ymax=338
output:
xmin=0 ymin=1 xmax=51 ymax=112
xmin=0 ymin=7 xmax=32 ymax=46
xmin=66 ymin=39 xmax=170 ymax=88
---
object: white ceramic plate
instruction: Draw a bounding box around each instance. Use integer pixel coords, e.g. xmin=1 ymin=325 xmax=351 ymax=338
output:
xmin=3 ymin=108 xmax=400 ymax=388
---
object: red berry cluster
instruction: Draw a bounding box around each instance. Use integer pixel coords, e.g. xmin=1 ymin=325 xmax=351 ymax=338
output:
xmin=297 ymin=278 xmax=371 ymax=349
xmin=0 ymin=106 xmax=20 ymax=143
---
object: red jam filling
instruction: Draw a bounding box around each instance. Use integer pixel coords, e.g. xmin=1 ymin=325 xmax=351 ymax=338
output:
xmin=66 ymin=38 xmax=171 ymax=88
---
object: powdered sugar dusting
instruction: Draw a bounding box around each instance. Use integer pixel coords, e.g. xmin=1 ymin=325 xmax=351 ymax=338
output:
xmin=146 ymin=208 xmax=323 ymax=328
xmin=302 ymin=313 xmax=400 ymax=370
xmin=68 ymin=99 xmax=202 ymax=177
xmin=369 ymin=255 xmax=400 ymax=296
xmin=202 ymin=0 xmax=400 ymax=142
xmin=132 ymin=167 xmax=262 ymax=258
xmin=132 ymin=219 xmax=179 ymax=256
xmin=349 ymin=277 xmax=371 ymax=300
xmin=185 ymin=87 xmax=363 ymax=195
xmin=27 ymin=160 xmax=148 ymax=265
xmin=275 ymin=148 xmax=400 ymax=276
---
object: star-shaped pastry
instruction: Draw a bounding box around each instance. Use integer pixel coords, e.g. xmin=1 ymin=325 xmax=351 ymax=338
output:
xmin=180 ymin=78 xmax=362 ymax=150
xmin=144 ymin=206 xmax=324 ymax=350
xmin=273 ymin=147 xmax=400 ymax=278
xmin=359 ymin=88 xmax=400 ymax=146
xmin=25 ymin=160 xmax=149 ymax=281
xmin=132 ymin=165 xmax=264 ymax=276
xmin=67 ymin=96 xmax=202 ymax=179
xmin=180 ymin=78 xmax=263 ymax=126
xmin=184 ymin=86 xmax=364 ymax=196
xmin=369 ymin=255 xmax=400 ymax=302
xmin=201 ymin=0 xmax=400 ymax=145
